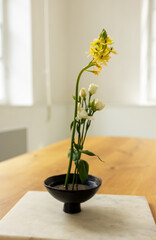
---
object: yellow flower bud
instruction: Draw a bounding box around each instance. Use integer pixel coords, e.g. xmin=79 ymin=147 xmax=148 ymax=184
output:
xmin=79 ymin=88 xmax=86 ymax=99
xmin=95 ymin=99 xmax=105 ymax=111
xmin=88 ymin=83 xmax=98 ymax=95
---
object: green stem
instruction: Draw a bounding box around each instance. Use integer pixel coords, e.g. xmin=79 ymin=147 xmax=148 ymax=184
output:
xmin=82 ymin=120 xmax=91 ymax=145
xmin=72 ymin=123 xmax=81 ymax=190
xmin=81 ymin=120 xmax=86 ymax=145
xmin=72 ymin=166 xmax=77 ymax=190
xmin=76 ymin=168 xmax=78 ymax=189
xmin=84 ymin=99 xmax=87 ymax=107
xmin=89 ymin=94 xmax=91 ymax=103
xmin=64 ymin=62 xmax=93 ymax=188
xmin=78 ymin=121 xmax=81 ymax=145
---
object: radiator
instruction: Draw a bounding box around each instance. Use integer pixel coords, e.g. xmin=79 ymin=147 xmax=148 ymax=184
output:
xmin=0 ymin=128 xmax=27 ymax=162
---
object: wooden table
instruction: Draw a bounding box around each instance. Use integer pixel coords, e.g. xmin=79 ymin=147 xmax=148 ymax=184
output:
xmin=0 ymin=137 xmax=156 ymax=223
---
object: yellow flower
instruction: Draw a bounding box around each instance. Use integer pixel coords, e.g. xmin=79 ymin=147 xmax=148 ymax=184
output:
xmin=107 ymin=46 xmax=117 ymax=54
xmin=96 ymin=64 xmax=102 ymax=71
xmin=86 ymin=69 xmax=100 ymax=75
xmin=93 ymin=65 xmax=101 ymax=75
xmin=103 ymin=36 xmax=114 ymax=45
xmin=93 ymin=70 xmax=100 ymax=75
xmin=90 ymin=39 xmax=101 ymax=47
xmin=88 ymin=29 xmax=116 ymax=69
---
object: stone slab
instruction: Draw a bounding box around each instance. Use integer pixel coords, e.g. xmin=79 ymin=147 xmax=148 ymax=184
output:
xmin=0 ymin=191 xmax=155 ymax=240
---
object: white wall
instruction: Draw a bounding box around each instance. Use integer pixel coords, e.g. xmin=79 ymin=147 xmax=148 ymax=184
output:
xmin=0 ymin=104 xmax=71 ymax=152
xmin=67 ymin=0 xmax=142 ymax=105
xmin=34 ymin=0 xmax=155 ymax=145
xmin=66 ymin=0 xmax=156 ymax=140
xmin=49 ymin=0 xmax=70 ymax=104
xmin=67 ymin=103 xmax=156 ymax=140
xmin=85 ymin=105 xmax=156 ymax=139
xmin=0 ymin=0 xmax=71 ymax=154
xmin=0 ymin=0 xmax=156 ymax=158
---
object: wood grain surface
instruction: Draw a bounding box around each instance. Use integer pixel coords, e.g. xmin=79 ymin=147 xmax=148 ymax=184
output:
xmin=0 ymin=136 xmax=156 ymax=223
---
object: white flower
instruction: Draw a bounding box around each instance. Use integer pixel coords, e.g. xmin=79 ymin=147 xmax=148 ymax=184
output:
xmin=95 ymin=99 xmax=105 ymax=111
xmin=76 ymin=103 xmax=94 ymax=120
xmin=79 ymin=88 xmax=86 ymax=98
xmin=88 ymin=83 xmax=98 ymax=95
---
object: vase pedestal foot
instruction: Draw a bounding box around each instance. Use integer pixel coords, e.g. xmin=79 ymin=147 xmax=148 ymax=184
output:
xmin=63 ymin=202 xmax=81 ymax=214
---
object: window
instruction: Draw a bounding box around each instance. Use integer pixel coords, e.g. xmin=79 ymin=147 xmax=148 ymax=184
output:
xmin=0 ymin=0 xmax=5 ymax=104
xmin=148 ymin=0 xmax=156 ymax=101
xmin=0 ymin=0 xmax=33 ymax=106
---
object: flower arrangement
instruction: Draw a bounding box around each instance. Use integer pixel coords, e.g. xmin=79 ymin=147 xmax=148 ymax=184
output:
xmin=64 ymin=29 xmax=116 ymax=189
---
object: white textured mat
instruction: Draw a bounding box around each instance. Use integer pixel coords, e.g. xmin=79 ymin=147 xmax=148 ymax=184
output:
xmin=0 ymin=191 xmax=156 ymax=240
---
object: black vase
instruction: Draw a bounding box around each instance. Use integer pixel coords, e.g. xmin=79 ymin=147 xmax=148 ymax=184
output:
xmin=44 ymin=174 xmax=102 ymax=214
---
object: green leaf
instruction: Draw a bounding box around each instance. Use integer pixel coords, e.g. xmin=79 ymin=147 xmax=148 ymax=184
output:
xmin=80 ymin=119 xmax=85 ymax=124
xmin=77 ymin=160 xmax=89 ymax=184
xmin=70 ymin=121 xmax=74 ymax=130
xmin=74 ymin=142 xmax=83 ymax=150
xmin=79 ymin=150 xmax=104 ymax=162
xmin=80 ymin=149 xmax=94 ymax=156
xmin=68 ymin=148 xmax=79 ymax=163
xmin=72 ymin=95 xmax=76 ymax=100
xmin=89 ymin=99 xmax=96 ymax=112
xmin=86 ymin=120 xmax=91 ymax=132
xmin=86 ymin=70 xmax=95 ymax=74
xmin=76 ymin=124 xmax=80 ymax=134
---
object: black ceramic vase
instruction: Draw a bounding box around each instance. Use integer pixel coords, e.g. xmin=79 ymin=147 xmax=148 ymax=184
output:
xmin=44 ymin=174 xmax=102 ymax=214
